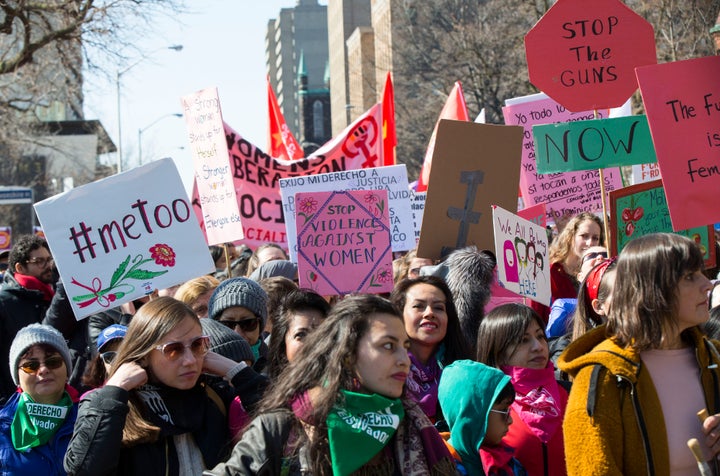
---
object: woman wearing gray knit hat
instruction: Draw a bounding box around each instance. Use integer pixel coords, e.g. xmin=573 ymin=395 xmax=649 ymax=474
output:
xmin=208 ymin=277 xmax=269 ymax=373
xmin=0 ymin=323 xmax=77 ymax=474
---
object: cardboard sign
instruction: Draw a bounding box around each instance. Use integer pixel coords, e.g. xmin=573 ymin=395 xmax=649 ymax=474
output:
xmin=525 ymin=0 xmax=656 ymax=111
xmin=181 ymin=87 xmax=243 ymax=245
xmin=608 ymin=180 xmax=715 ymax=267
xmin=533 ymin=115 xmax=656 ymax=173
xmin=636 ymin=55 xmax=720 ymax=231
xmin=411 ymin=191 xmax=427 ymax=244
xmin=416 ymin=120 xmax=523 ymax=261
xmin=492 ymin=205 xmax=551 ymax=306
xmin=191 ymin=104 xmax=385 ymax=250
xmin=280 ymin=165 xmax=414 ymax=261
xmin=295 ymin=190 xmax=393 ymax=295
xmin=503 ymin=94 xmax=623 ymax=223
xmin=34 ymin=159 xmax=215 ymax=320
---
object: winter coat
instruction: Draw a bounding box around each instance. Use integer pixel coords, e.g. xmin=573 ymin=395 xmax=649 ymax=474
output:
xmin=557 ymin=325 xmax=720 ymax=476
xmin=0 ymin=273 xmax=51 ymax=400
xmin=0 ymin=391 xmax=78 ymax=476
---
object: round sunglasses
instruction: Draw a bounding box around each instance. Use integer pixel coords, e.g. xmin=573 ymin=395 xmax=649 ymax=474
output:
xmin=18 ymin=355 xmax=65 ymax=375
xmin=153 ymin=335 xmax=210 ymax=361
xmin=218 ymin=317 xmax=260 ymax=332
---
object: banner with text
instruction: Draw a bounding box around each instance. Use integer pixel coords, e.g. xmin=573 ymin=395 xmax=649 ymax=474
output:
xmin=295 ymin=190 xmax=393 ymax=295
xmin=34 ymin=159 xmax=215 ymax=320
xmin=636 ymin=55 xmax=720 ymax=230
xmin=181 ymin=87 xmax=243 ymax=245
xmin=280 ymin=165 xmax=414 ymax=261
xmin=492 ymin=205 xmax=551 ymax=305
xmin=191 ymin=103 xmax=384 ymax=250
xmin=608 ymin=180 xmax=715 ymax=267
xmin=631 ymin=162 xmax=662 ymax=185
xmin=503 ymin=93 xmax=622 ymax=223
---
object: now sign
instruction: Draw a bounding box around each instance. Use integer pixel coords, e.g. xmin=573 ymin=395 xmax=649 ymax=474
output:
xmin=533 ymin=115 xmax=656 ymax=173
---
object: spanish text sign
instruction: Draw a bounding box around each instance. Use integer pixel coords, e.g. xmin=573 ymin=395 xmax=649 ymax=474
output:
xmin=279 ymin=165 xmax=414 ymax=261
xmin=533 ymin=115 xmax=656 ymax=173
xmin=492 ymin=206 xmax=551 ymax=306
xmin=181 ymin=87 xmax=243 ymax=245
xmin=636 ymin=55 xmax=720 ymax=231
xmin=295 ymin=190 xmax=393 ymax=295
xmin=34 ymin=159 xmax=215 ymax=320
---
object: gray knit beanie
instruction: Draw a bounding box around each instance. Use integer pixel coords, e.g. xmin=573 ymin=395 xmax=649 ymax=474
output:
xmin=208 ymin=277 xmax=268 ymax=328
xmin=9 ymin=323 xmax=72 ymax=386
xmin=200 ymin=318 xmax=255 ymax=364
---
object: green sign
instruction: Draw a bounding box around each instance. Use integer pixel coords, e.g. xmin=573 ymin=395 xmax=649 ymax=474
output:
xmin=608 ymin=180 xmax=715 ymax=267
xmin=533 ymin=115 xmax=656 ymax=173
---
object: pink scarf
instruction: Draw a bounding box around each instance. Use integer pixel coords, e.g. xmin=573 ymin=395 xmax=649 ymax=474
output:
xmin=13 ymin=273 xmax=55 ymax=301
xmin=500 ymin=362 xmax=566 ymax=444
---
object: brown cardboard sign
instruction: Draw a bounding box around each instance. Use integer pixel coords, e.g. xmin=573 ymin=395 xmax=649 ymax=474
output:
xmin=417 ymin=120 xmax=523 ymax=260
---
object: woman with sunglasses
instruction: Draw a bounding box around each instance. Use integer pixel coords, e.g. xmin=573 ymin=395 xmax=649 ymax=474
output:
xmin=64 ymin=297 xmax=267 ymax=475
xmin=208 ymin=277 xmax=269 ymax=373
xmin=80 ymin=324 xmax=127 ymax=392
xmin=0 ymin=324 xmax=76 ymax=474
xmin=207 ymin=294 xmax=457 ymax=475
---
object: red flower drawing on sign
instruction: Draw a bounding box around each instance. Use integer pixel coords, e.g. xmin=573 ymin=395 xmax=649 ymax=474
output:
xmin=150 ymin=243 xmax=176 ymax=267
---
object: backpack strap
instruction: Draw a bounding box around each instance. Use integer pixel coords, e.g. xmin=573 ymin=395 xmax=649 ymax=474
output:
xmin=204 ymin=384 xmax=227 ymax=418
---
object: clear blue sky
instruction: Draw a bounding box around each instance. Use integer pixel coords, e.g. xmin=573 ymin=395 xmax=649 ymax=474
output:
xmin=83 ymin=1 xmax=309 ymax=194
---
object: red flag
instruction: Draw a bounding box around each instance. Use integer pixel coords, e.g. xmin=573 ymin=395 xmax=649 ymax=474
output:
xmin=381 ymin=72 xmax=396 ymax=166
xmin=417 ymin=81 xmax=469 ymax=192
xmin=267 ymin=78 xmax=304 ymax=161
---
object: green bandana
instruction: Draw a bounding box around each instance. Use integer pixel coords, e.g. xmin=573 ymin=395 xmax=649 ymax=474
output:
xmin=10 ymin=391 xmax=72 ymax=451
xmin=326 ymin=390 xmax=404 ymax=475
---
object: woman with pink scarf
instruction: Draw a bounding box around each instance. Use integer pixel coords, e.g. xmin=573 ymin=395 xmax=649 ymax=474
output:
xmin=476 ymin=303 xmax=567 ymax=476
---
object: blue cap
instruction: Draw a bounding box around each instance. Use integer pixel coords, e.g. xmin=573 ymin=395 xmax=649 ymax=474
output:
xmin=97 ymin=324 xmax=127 ymax=352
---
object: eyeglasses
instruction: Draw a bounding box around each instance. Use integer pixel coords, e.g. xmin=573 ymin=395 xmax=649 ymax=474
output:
xmin=100 ymin=351 xmax=117 ymax=365
xmin=489 ymin=408 xmax=512 ymax=422
xmin=18 ymin=356 xmax=65 ymax=375
xmin=582 ymin=251 xmax=608 ymax=264
xmin=153 ymin=335 xmax=210 ymax=361
xmin=219 ymin=317 xmax=260 ymax=332
xmin=26 ymin=257 xmax=54 ymax=267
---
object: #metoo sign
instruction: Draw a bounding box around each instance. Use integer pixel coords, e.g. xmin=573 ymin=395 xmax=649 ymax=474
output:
xmin=34 ymin=159 xmax=214 ymax=319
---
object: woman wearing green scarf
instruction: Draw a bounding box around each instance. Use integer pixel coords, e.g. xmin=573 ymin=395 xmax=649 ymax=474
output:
xmin=207 ymin=294 xmax=459 ymax=476
xmin=0 ymin=323 xmax=77 ymax=475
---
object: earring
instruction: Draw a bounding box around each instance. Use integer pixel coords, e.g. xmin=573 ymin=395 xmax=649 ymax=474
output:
xmin=352 ymin=376 xmax=361 ymax=391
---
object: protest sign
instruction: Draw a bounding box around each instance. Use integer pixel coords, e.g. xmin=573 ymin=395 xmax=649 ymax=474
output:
xmin=503 ymin=94 xmax=622 ymax=223
xmin=0 ymin=227 xmax=10 ymax=250
xmin=191 ymin=103 xmax=384 ymax=250
xmin=636 ymin=55 xmax=720 ymax=231
xmin=517 ymin=203 xmax=547 ymax=228
xmin=631 ymin=163 xmax=662 ymax=185
xmin=181 ymin=87 xmax=243 ymax=245
xmin=34 ymin=159 xmax=215 ymax=320
xmin=280 ymin=165 xmax=414 ymax=261
xmin=416 ymin=120 xmax=523 ymax=261
xmin=525 ymin=0 xmax=656 ymax=111
xmin=533 ymin=115 xmax=656 ymax=173
xmin=492 ymin=205 xmax=551 ymax=305
xmin=295 ymin=190 xmax=393 ymax=295
xmin=411 ymin=191 xmax=426 ymax=243
xmin=608 ymin=180 xmax=715 ymax=267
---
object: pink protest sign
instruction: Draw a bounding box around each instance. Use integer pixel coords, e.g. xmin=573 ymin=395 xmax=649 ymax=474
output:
xmin=525 ymin=0 xmax=656 ymax=112
xmin=295 ymin=190 xmax=393 ymax=296
xmin=503 ymin=94 xmax=622 ymax=223
xmin=635 ymin=56 xmax=720 ymax=231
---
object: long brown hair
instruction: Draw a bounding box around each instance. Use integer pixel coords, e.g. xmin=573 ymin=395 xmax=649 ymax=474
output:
xmin=109 ymin=297 xmax=201 ymax=446
xmin=549 ymin=212 xmax=604 ymax=266
xmin=476 ymin=303 xmax=545 ymax=368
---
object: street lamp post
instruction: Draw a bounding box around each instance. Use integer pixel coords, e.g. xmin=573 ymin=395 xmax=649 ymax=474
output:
xmin=116 ymin=44 xmax=183 ymax=173
xmin=138 ymin=113 xmax=183 ymax=165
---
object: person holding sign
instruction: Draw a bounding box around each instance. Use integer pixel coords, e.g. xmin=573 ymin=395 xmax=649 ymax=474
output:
xmin=390 ymin=276 xmax=472 ymax=423
xmin=476 ymin=303 xmax=568 ymax=476
xmin=206 ymin=294 xmax=457 ymax=475
xmin=559 ymin=233 xmax=720 ymax=475
xmin=64 ymin=297 xmax=267 ymax=475
xmin=532 ymin=213 xmax=604 ymax=323
xmin=0 ymin=324 xmax=77 ymax=475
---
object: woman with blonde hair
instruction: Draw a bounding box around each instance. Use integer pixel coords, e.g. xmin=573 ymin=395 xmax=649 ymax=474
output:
xmin=174 ymin=275 xmax=220 ymax=319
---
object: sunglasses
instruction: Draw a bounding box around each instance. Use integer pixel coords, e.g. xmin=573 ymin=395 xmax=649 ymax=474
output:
xmin=19 ymin=355 xmax=65 ymax=375
xmin=582 ymin=251 xmax=608 ymax=264
xmin=153 ymin=335 xmax=210 ymax=361
xmin=489 ymin=408 xmax=512 ymax=422
xmin=101 ymin=351 xmax=117 ymax=365
xmin=219 ymin=317 xmax=260 ymax=332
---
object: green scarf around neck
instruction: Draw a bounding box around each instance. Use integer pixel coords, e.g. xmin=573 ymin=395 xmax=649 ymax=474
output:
xmin=326 ymin=390 xmax=404 ymax=475
xmin=11 ymin=391 xmax=72 ymax=451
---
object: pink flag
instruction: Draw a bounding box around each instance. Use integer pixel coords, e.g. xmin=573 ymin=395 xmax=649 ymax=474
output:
xmin=267 ymin=78 xmax=304 ymax=161
xmin=417 ymin=81 xmax=470 ymax=192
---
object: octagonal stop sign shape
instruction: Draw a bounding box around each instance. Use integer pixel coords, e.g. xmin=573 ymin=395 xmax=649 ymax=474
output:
xmin=525 ymin=0 xmax=656 ymax=112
